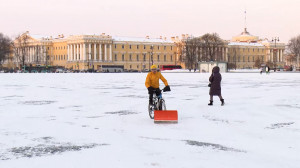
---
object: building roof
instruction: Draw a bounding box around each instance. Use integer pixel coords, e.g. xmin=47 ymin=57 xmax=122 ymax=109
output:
xmin=228 ymin=42 xmax=264 ymax=47
xmin=232 ymin=28 xmax=259 ymax=42
xmin=112 ymin=36 xmax=174 ymax=43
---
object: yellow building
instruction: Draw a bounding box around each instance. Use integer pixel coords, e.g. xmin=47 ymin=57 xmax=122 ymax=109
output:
xmin=9 ymin=32 xmax=178 ymax=71
xmin=227 ymin=28 xmax=285 ymax=69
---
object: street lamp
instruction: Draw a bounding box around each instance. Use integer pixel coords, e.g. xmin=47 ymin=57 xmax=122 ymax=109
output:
xmin=272 ymin=37 xmax=280 ymax=71
xmin=149 ymin=45 xmax=154 ymax=69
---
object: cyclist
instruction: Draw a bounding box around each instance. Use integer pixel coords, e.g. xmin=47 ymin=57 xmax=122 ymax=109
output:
xmin=145 ymin=65 xmax=170 ymax=105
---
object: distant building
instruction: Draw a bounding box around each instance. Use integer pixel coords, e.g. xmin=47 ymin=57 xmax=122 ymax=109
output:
xmin=227 ymin=28 xmax=285 ymax=69
xmin=6 ymin=32 xmax=178 ymax=71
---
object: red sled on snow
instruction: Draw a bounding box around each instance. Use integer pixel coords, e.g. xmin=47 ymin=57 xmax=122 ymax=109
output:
xmin=154 ymin=110 xmax=178 ymax=123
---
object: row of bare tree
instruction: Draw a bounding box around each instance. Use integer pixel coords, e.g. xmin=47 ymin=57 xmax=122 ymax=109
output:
xmin=0 ymin=32 xmax=43 ymax=69
xmin=182 ymin=33 xmax=225 ymax=70
xmin=287 ymin=35 xmax=300 ymax=68
xmin=0 ymin=33 xmax=12 ymax=66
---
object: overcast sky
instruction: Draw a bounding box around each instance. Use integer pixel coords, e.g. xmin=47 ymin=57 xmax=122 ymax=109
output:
xmin=1 ymin=0 xmax=299 ymax=43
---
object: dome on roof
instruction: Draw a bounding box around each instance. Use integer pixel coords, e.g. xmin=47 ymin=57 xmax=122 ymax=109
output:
xmin=232 ymin=28 xmax=259 ymax=42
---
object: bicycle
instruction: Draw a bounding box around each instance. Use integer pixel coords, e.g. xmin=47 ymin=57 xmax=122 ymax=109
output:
xmin=148 ymin=89 xmax=168 ymax=119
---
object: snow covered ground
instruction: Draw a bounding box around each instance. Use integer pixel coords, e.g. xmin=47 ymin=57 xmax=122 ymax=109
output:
xmin=0 ymin=72 xmax=300 ymax=168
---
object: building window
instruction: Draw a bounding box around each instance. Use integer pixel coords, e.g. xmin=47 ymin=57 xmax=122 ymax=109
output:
xmin=129 ymin=45 xmax=132 ymax=49
xmin=238 ymin=56 xmax=240 ymax=62
xmin=253 ymin=56 xmax=254 ymax=62
xmin=143 ymin=54 xmax=146 ymax=61
xmin=144 ymin=45 xmax=146 ymax=49
xmin=171 ymin=46 xmax=173 ymax=50
xmin=164 ymin=46 xmax=166 ymax=50
xmin=164 ymin=55 xmax=166 ymax=62
xmin=115 ymin=54 xmax=117 ymax=61
xmin=122 ymin=54 xmax=125 ymax=61
xmin=122 ymin=45 xmax=124 ymax=49
xmin=157 ymin=55 xmax=160 ymax=62
xmin=137 ymin=45 xmax=139 ymax=49
xmin=129 ymin=54 xmax=132 ymax=61
xmin=137 ymin=65 xmax=139 ymax=69
xmin=248 ymin=56 xmax=250 ymax=62
xmin=243 ymin=56 xmax=245 ymax=62
xmin=137 ymin=54 xmax=139 ymax=61
xmin=171 ymin=55 xmax=173 ymax=61
xmin=253 ymin=49 xmax=255 ymax=52
xmin=115 ymin=44 xmax=117 ymax=49
xmin=130 ymin=65 xmax=132 ymax=69
xmin=158 ymin=46 xmax=160 ymax=50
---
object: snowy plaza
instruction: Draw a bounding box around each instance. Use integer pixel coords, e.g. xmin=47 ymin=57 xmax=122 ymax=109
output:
xmin=0 ymin=72 xmax=300 ymax=168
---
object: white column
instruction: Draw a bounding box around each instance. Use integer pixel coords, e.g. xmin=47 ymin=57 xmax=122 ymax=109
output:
xmin=110 ymin=44 xmax=112 ymax=61
xmin=99 ymin=44 xmax=102 ymax=61
xmin=78 ymin=44 xmax=81 ymax=61
xmin=104 ymin=44 xmax=107 ymax=61
xmin=30 ymin=47 xmax=32 ymax=63
xmin=44 ymin=46 xmax=46 ymax=63
xmin=270 ymin=50 xmax=273 ymax=62
xmin=32 ymin=47 xmax=35 ymax=62
xmin=277 ymin=50 xmax=279 ymax=62
xmin=89 ymin=43 xmax=92 ymax=60
xmin=70 ymin=45 xmax=73 ymax=61
xmin=67 ymin=45 xmax=70 ymax=61
xmin=94 ymin=43 xmax=97 ymax=61
xmin=83 ymin=43 xmax=86 ymax=61
xmin=76 ymin=44 xmax=79 ymax=61
xmin=281 ymin=49 xmax=283 ymax=62
xmin=73 ymin=44 xmax=75 ymax=61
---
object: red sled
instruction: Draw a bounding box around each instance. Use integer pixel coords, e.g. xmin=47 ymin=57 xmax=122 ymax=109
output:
xmin=154 ymin=110 xmax=178 ymax=123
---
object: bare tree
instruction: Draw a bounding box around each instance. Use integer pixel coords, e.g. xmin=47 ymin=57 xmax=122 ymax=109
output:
xmin=287 ymin=35 xmax=300 ymax=69
xmin=0 ymin=33 xmax=12 ymax=67
xmin=183 ymin=33 xmax=225 ymax=70
xmin=184 ymin=37 xmax=200 ymax=70
xmin=199 ymin=33 xmax=225 ymax=61
xmin=13 ymin=33 xmax=30 ymax=69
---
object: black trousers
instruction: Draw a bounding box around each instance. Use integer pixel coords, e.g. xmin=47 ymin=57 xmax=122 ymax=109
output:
xmin=148 ymin=88 xmax=161 ymax=104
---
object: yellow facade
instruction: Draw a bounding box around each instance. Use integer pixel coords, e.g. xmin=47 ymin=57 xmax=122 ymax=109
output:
xmin=227 ymin=28 xmax=285 ymax=69
xmin=9 ymin=32 xmax=178 ymax=71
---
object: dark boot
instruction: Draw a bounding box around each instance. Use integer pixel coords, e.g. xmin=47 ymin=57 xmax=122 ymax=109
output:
xmin=208 ymin=100 xmax=213 ymax=106
xmin=220 ymin=99 xmax=225 ymax=106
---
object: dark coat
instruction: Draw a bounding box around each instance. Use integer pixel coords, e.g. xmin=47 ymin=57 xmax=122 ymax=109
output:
xmin=209 ymin=66 xmax=222 ymax=96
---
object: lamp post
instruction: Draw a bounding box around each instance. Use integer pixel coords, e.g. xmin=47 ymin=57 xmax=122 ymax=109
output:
xmin=149 ymin=45 xmax=154 ymax=69
xmin=272 ymin=37 xmax=280 ymax=71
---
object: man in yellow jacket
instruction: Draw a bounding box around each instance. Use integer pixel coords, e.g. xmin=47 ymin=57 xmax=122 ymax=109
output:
xmin=145 ymin=65 xmax=170 ymax=105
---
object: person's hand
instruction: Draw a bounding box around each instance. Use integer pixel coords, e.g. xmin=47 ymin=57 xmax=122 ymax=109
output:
xmin=163 ymin=85 xmax=171 ymax=92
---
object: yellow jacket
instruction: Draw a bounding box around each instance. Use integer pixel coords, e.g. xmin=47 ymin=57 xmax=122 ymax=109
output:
xmin=145 ymin=71 xmax=168 ymax=89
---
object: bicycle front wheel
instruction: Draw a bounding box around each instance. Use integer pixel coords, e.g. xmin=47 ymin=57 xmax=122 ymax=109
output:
xmin=148 ymin=104 xmax=155 ymax=119
xmin=158 ymin=99 xmax=166 ymax=110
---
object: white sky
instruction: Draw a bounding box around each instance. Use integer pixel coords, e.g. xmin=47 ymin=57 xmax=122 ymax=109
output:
xmin=0 ymin=0 xmax=300 ymax=43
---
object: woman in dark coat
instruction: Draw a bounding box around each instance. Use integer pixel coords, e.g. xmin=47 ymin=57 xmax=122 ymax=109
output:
xmin=208 ymin=66 xmax=224 ymax=106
